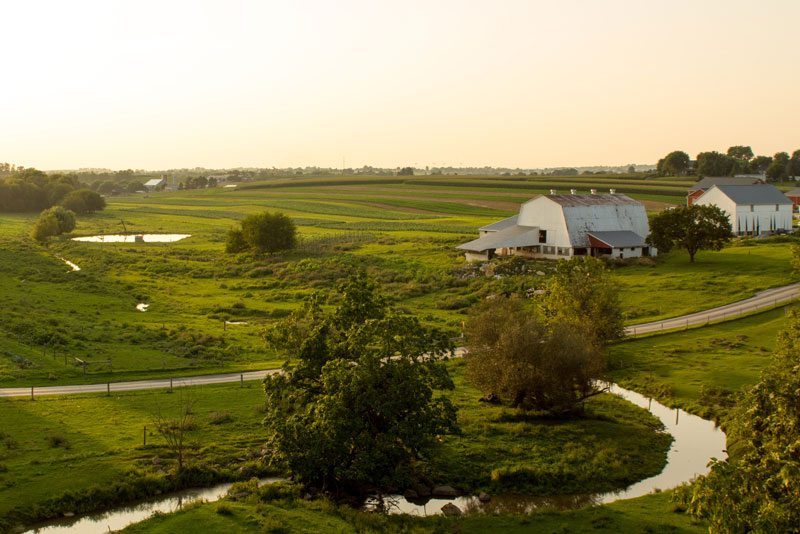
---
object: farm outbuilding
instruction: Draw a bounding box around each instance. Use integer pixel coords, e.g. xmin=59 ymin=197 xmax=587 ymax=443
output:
xmin=694 ymin=184 xmax=793 ymax=235
xmin=458 ymin=191 xmax=654 ymax=261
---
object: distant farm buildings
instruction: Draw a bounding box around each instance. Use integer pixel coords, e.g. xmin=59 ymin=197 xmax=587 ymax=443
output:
xmin=458 ymin=191 xmax=654 ymax=261
xmin=144 ymin=177 xmax=166 ymax=191
xmin=695 ymin=184 xmax=793 ymax=235
xmin=687 ymin=176 xmax=765 ymax=205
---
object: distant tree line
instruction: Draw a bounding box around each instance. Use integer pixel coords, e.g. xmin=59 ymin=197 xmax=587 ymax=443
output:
xmin=657 ymin=146 xmax=800 ymax=181
xmin=0 ymin=169 xmax=103 ymax=213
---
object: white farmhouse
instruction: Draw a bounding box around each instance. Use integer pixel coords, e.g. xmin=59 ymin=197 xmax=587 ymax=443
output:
xmin=458 ymin=192 xmax=654 ymax=261
xmin=694 ymin=184 xmax=793 ymax=235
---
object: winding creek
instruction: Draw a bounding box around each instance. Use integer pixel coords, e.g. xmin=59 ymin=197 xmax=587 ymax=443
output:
xmin=22 ymin=385 xmax=726 ymax=532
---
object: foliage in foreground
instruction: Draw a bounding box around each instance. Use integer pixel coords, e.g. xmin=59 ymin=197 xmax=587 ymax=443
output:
xmin=30 ymin=206 xmax=76 ymax=242
xmin=676 ymin=311 xmax=800 ymax=533
xmin=465 ymin=295 xmax=605 ymax=413
xmin=262 ymin=273 xmax=458 ymax=495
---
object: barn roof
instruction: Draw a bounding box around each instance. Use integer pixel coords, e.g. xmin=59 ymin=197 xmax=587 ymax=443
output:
xmin=689 ymin=176 xmax=763 ymax=191
xmin=457 ymin=224 xmax=539 ymax=252
xmin=535 ymin=193 xmax=640 ymax=207
xmin=587 ymin=231 xmax=647 ymax=248
xmin=479 ymin=214 xmax=518 ymax=232
xmin=144 ymin=178 xmax=165 ymax=187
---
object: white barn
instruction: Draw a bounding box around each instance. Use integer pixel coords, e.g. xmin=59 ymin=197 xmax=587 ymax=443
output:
xmin=695 ymin=184 xmax=793 ymax=236
xmin=144 ymin=178 xmax=166 ymax=191
xmin=458 ymin=192 xmax=654 ymax=261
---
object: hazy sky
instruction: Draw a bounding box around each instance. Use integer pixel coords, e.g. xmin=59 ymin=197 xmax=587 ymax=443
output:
xmin=2 ymin=0 xmax=798 ymax=171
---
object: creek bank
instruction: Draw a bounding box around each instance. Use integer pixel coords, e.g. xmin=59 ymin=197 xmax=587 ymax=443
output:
xmin=366 ymin=383 xmax=726 ymax=516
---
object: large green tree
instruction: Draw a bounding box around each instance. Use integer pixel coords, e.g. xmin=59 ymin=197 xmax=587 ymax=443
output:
xmin=660 ymin=150 xmax=690 ymax=176
xmin=226 ymin=211 xmax=296 ymax=254
xmin=261 ymin=274 xmax=458 ymax=495
xmin=677 ymin=311 xmax=800 ymax=533
xmin=465 ymin=295 xmax=605 ymax=414
xmin=697 ymin=151 xmax=736 ymax=177
xmin=726 ymin=145 xmax=753 ymax=162
xmin=647 ymin=205 xmax=732 ymax=263
xmin=30 ymin=206 xmax=76 ymax=243
xmin=540 ymin=256 xmax=624 ymax=341
xmin=60 ymin=189 xmax=105 ymax=214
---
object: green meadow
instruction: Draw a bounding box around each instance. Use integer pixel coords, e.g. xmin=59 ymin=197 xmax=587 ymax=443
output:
xmin=0 ymin=173 xmax=795 ymax=532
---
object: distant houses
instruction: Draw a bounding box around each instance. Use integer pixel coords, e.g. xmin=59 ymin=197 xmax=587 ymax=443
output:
xmin=687 ymin=176 xmax=765 ymax=205
xmin=458 ymin=191 xmax=654 ymax=261
xmin=695 ymin=184 xmax=792 ymax=235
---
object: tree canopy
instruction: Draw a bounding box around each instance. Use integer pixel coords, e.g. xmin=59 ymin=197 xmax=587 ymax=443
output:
xmin=465 ymin=295 xmax=605 ymax=414
xmin=647 ymin=205 xmax=732 ymax=262
xmin=30 ymin=206 xmax=76 ymax=243
xmin=540 ymin=256 xmax=624 ymax=342
xmin=0 ymin=169 xmax=81 ymax=213
xmin=59 ymin=189 xmax=106 ymax=214
xmin=677 ymin=311 xmax=800 ymax=533
xmin=659 ymin=150 xmax=690 ymax=176
xmin=261 ymin=273 xmax=458 ymax=495
xmin=226 ymin=211 xmax=296 ymax=254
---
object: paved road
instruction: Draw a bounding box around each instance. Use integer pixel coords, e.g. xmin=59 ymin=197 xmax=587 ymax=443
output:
xmin=625 ymin=282 xmax=800 ymax=336
xmin=0 ymin=370 xmax=279 ymax=399
xmin=2 ymin=285 xmax=796 ymax=398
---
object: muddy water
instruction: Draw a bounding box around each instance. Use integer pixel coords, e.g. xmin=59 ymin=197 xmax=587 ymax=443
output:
xmin=71 ymin=234 xmax=190 ymax=243
xmin=23 ymin=478 xmax=281 ymax=534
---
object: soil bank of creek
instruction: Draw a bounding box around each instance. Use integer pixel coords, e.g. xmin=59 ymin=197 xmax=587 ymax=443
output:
xmin=22 ymin=384 xmax=726 ymax=532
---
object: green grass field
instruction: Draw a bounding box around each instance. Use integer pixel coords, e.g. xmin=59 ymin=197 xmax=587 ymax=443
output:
xmin=2 ymin=177 xmax=794 ymax=387
xmin=608 ymin=306 xmax=794 ymax=420
xmin=0 ymin=174 xmax=792 ymax=532
xmin=0 ymin=362 xmax=671 ymax=531
xmin=119 ymin=487 xmax=705 ymax=534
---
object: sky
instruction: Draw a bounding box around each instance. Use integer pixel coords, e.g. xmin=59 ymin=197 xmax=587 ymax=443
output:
xmin=2 ymin=0 xmax=798 ymax=171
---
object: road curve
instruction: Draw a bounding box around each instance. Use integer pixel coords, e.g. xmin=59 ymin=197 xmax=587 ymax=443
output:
xmin=625 ymin=282 xmax=800 ymax=336
xmin=2 ymin=284 xmax=797 ymax=398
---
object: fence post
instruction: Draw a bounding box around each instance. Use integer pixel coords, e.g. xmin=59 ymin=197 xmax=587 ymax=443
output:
xmin=107 ymin=383 xmax=110 ymax=396
xmin=30 ymin=386 xmax=34 ymax=401
xmin=170 ymin=378 xmax=173 ymax=391
xmin=240 ymin=374 xmax=244 ymax=388
xmin=143 ymin=425 xmax=147 ymax=447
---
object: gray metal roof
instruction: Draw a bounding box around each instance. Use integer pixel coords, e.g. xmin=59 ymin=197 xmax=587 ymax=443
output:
xmin=478 ymin=214 xmax=519 ymax=232
xmin=785 ymin=188 xmax=800 ymax=196
xmin=689 ymin=176 xmax=763 ymax=191
xmin=457 ymin=224 xmax=539 ymax=252
xmin=712 ymin=184 xmax=792 ymax=205
xmin=543 ymin=193 xmax=641 ymax=207
xmin=587 ymin=231 xmax=646 ymax=248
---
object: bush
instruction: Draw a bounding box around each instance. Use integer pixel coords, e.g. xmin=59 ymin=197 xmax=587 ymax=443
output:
xmin=209 ymin=411 xmax=233 ymax=425
xmin=47 ymin=434 xmax=69 ymax=448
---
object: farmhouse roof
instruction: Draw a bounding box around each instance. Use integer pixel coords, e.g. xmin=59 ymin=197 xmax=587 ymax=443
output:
xmin=586 ymin=231 xmax=647 ymax=248
xmin=711 ymin=184 xmax=792 ymax=205
xmin=689 ymin=176 xmax=762 ymax=191
xmin=457 ymin=224 xmax=539 ymax=252
xmin=479 ymin=214 xmax=518 ymax=232
xmin=785 ymin=188 xmax=800 ymax=196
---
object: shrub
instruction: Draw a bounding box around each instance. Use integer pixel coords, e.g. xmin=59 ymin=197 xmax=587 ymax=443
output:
xmin=47 ymin=434 xmax=69 ymax=448
xmin=209 ymin=411 xmax=233 ymax=425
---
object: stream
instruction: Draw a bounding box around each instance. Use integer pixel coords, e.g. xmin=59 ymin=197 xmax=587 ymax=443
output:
xmin=71 ymin=234 xmax=190 ymax=243
xmin=21 ymin=385 xmax=726 ymax=532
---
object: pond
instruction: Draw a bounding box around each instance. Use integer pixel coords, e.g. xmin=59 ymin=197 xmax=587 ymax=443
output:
xmin=71 ymin=234 xmax=191 ymax=243
xmin=366 ymin=384 xmax=727 ymax=515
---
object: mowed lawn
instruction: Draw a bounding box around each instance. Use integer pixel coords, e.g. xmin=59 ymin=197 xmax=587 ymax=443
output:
xmin=608 ymin=305 xmax=793 ymax=419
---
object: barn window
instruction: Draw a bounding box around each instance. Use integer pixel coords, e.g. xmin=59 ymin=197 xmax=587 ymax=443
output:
xmin=539 ymin=230 xmax=547 ymax=242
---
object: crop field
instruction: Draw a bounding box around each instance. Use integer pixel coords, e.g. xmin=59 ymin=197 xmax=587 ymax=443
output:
xmin=0 ymin=175 xmax=795 ymax=388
